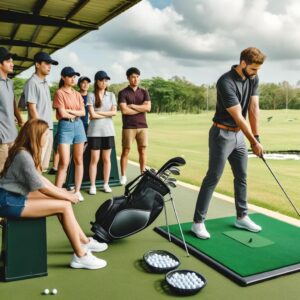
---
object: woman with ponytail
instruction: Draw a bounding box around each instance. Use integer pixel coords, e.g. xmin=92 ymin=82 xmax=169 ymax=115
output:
xmin=87 ymin=71 xmax=117 ymax=194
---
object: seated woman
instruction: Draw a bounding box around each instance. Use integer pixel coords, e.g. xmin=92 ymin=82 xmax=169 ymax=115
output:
xmin=0 ymin=119 xmax=107 ymax=270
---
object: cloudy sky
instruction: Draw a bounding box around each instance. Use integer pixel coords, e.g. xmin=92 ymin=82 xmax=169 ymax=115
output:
xmin=20 ymin=0 xmax=300 ymax=85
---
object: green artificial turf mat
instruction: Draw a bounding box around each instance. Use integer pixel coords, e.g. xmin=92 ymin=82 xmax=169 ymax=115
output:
xmin=156 ymin=213 xmax=300 ymax=277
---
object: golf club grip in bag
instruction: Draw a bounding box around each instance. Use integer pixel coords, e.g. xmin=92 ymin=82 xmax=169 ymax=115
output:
xmin=91 ymin=170 xmax=170 ymax=243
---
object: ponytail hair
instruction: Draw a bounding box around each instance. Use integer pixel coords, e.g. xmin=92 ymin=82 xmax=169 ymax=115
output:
xmin=59 ymin=78 xmax=65 ymax=88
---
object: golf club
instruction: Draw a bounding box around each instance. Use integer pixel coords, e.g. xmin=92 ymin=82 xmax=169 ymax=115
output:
xmin=166 ymin=180 xmax=177 ymax=188
xmin=156 ymin=157 xmax=186 ymax=175
xmin=166 ymin=177 xmax=177 ymax=183
xmin=169 ymin=166 xmax=181 ymax=176
xmin=262 ymin=156 xmax=300 ymax=218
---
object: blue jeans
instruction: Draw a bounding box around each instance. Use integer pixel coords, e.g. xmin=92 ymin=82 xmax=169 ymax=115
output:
xmin=57 ymin=119 xmax=87 ymax=145
xmin=0 ymin=188 xmax=26 ymax=218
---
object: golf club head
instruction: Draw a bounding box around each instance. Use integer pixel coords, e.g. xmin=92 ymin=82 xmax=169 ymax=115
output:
xmin=166 ymin=177 xmax=177 ymax=183
xmin=157 ymin=157 xmax=186 ymax=175
xmin=168 ymin=166 xmax=180 ymax=176
xmin=148 ymin=168 xmax=157 ymax=175
xmin=166 ymin=181 xmax=177 ymax=188
xmin=159 ymin=174 xmax=169 ymax=181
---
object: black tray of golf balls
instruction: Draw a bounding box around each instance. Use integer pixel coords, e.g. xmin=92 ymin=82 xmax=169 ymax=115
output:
xmin=165 ymin=269 xmax=207 ymax=296
xmin=143 ymin=250 xmax=180 ymax=273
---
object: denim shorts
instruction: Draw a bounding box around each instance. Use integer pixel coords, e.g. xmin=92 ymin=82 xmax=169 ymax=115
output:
xmin=0 ymin=188 xmax=26 ymax=218
xmin=57 ymin=119 xmax=87 ymax=145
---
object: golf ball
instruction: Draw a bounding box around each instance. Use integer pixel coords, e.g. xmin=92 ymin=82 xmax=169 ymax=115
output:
xmin=43 ymin=289 xmax=50 ymax=295
xmin=51 ymin=288 xmax=58 ymax=295
xmin=168 ymin=272 xmax=205 ymax=290
xmin=146 ymin=253 xmax=179 ymax=269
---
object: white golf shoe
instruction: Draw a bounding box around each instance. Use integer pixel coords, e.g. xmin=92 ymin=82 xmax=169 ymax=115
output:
xmin=70 ymin=251 xmax=107 ymax=269
xmin=83 ymin=237 xmax=108 ymax=253
xmin=89 ymin=186 xmax=97 ymax=195
xmin=191 ymin=222 xmax=210 ymax=239
xmin=235 ymin=215 xmax=262 ymax=232
xmin=120 ymin=176 xmax=127 ymax=185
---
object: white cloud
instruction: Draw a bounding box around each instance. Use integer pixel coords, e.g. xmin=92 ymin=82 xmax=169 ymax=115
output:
xmin=19 ymin=0 xmax=300 ymax=85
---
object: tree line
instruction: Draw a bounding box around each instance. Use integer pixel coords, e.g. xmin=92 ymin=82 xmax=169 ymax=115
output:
xmin=13 ymin=76 xmax=300 ymax=112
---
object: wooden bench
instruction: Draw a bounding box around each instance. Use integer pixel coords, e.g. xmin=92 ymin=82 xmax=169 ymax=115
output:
xmin=1 ymin=217 xmax=47 ymax=281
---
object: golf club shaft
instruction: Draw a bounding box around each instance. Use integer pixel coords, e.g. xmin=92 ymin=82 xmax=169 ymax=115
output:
xmin=262 ymin=157 xmax=300 ymax=218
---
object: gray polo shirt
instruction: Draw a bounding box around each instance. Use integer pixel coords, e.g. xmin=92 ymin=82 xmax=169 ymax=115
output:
xmin=0 ymin=75 xmax=18 ymax=144
xmin=0 ymin=150 xmax=45 ymax=196
xmin=24 ymin=73 xmax=53 ymax=129
xmin=87 ymin=91 xmax=117 ymax=137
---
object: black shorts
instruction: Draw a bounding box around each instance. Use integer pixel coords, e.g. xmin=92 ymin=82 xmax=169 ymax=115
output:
xmin=88 ymin=136 xmax=115 ymax=150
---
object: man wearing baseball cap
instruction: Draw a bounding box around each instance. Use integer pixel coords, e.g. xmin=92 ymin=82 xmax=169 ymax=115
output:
xmin=78 ymin=76 xmax=91 ymax=134
xmin=23 ymin=51 xmax=58 ymax=172
xmin=0 ymin=47 xmax=24 ymax=172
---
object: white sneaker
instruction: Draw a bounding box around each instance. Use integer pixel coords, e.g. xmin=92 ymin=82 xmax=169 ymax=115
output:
xmin=75 ymin=191 xmax=84 ymax=202
xmin=235 ymin=215 xmax=262 ymax=232
xmin=70 ymin=251 xmax=107 ymax=269
xmin=103 ymin=183 xmax=112 ymax=193
xmin=120 ymin=176 xmax=127 ymax=185
xmin=83 ymin=237 xmax=108 ymax=252
xmin=191 ymin=222 xmax=210 ymax=239
xmin=89 ymin=186 xmax=97 ymax=195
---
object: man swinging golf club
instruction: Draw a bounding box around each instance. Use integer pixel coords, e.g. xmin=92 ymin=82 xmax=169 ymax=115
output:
xmin=192 ymin=47 xmax=266 ymax=239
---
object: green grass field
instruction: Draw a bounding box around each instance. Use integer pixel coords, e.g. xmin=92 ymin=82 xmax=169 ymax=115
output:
xmin=113 ymin=110 xmax=300 ymax=218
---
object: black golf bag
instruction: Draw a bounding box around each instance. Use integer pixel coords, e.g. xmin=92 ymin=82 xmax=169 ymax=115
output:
xmin=91 ymin=157 xmax=186 ymax=243
xmin=91 ymin=170 xmax=170 ymax=243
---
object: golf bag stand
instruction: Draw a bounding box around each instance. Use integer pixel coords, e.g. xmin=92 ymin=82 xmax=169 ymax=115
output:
xmin=163 ymin=194 xmax=190 ymax=257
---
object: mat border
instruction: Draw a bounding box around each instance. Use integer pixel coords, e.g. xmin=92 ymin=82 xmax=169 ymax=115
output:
xmin=154 ymin=226 xmax=300 ymax=286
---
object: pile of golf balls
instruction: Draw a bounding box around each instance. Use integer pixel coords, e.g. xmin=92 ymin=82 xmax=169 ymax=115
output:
xmin=167 ymin=272 xmax=205 ymax=290
xmin=146 ymin=253 xmax=179 ymax=269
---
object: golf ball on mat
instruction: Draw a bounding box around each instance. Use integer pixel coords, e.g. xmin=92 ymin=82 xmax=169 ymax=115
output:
xmin=43 ymin=289 xmax=50 ymax=295
xmin=51 ymin=288 xmax=58 ymax=295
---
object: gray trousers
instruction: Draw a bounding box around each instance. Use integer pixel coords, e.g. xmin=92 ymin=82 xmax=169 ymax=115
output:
xmin=193 ymin=125 xmax=248 ymax=222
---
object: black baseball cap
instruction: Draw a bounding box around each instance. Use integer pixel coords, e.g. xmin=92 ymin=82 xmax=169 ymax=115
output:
xmin=94 ymin=70 xmax=110 ymax=81
xmin=34 ymin=52 xmax=58 ymax=65
xmin=77 ymin=76 xmax=91 ymax=87
xmin=0 ymin=47 xmax=16 ymax=62
xmin=61 ymin=66 xmax=80 ymax=77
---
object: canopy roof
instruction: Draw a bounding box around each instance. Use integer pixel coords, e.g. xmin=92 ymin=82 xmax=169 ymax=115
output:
xmin=0 ymin=0 xmax=141 ymax=75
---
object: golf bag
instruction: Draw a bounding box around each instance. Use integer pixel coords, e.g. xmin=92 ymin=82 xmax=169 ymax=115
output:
xmin=91 ymin=170 xmax=170 ymax=243
xmin=91 ymin=156 xmax=186 ymax=243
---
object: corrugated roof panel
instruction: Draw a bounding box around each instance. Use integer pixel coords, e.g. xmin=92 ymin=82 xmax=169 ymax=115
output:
xmin=33 ymin=26 xmax=59 ymax=44
xmin=0 ymin=0 xmax=141 ymax=76
xmin=0 ymin=0 xmax=36 ymax=12
xmin=0 ymin=22 xmax=14 ymax=36
xmin=50 ymin=27 xmax=84 ymax=45
xmin=41 ymin=0 xmax=81 ymax=19
xmin=14 ymin=24 xmax=36 ymax=39
xmin=71 ymin=1 xmax=116 ymax=23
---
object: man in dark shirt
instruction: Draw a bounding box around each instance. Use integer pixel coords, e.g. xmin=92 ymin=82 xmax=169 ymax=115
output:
xmin=118 ymin=67 xmax=151 ymax=185
xmin=192 ymin=47 xmax=266 ymax=239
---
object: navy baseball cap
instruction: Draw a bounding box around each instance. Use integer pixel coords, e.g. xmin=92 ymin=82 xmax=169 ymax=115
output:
xmin=77 ymin=76 xmax=91 ymax=87
xmin=0 ymin=47 xmax=16 ymax=62
xmin=61 ymin=66 xmax=80 ymax=77
xmin=34 ymin=52 xmax=58 ymax=65
xmin=94 ymin=70 xmax=110 ymax=81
